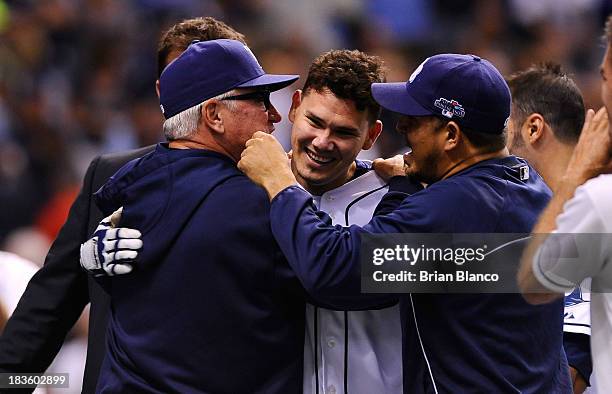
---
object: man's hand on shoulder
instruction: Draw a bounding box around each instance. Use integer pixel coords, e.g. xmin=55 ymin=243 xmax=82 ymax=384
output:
xmin=80 ymin=207 xmax=142 ymax=277
xmin=373 ymin=154 xmax=407 ymax=182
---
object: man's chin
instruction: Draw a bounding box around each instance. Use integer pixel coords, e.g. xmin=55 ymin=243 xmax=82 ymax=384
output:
xmin=297 ymin=170 xmax=339 ymax=189
xmin=404 ymin=167 xmax=418 ymax=179
xmin=302 ymin=174 xmax=333 ymax=186
xmin=405 ymin=169 xmax=428 ymax=183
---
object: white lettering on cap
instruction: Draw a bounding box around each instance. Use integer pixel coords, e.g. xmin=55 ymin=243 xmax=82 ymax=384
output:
xmin=409 ymin=57 xmax=430 ymax=83
xmin=160 ymin=104 xmax=165 ymax=114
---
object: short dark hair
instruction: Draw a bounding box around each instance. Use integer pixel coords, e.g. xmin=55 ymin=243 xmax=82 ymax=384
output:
xmin=460 ymin=125 xmax=507 ymax=151
xmin=506 ymin=62 xmax=585 ymax=144
xmin=427 ymin=116 xmax=507 ymax=152
xmin=157 ymin=17 xmax=246 ymax=77
xmin=302 ymin=49 xmax=386 ymax=124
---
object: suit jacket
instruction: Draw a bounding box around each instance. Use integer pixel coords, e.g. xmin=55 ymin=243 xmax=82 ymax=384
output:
xmin=0 ymin=145 xmax=154 ymax=394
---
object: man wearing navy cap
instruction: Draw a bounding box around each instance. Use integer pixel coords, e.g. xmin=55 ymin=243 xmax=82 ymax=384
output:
xmin=238 ymin=54 xmax=572 ymax=392
xmin=91 ymin=39 xmax=306 ymax=393
xmin=84 ymin=48 xmax=416 ymax=393
xmin=0 ymin=17 xmax=253 ymax=393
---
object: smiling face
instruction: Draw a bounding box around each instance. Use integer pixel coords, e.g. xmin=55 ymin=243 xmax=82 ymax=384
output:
xmin=396 ymin=115 xmax=448 ymax=184
xmin=289 ymin=88 xmax=381 ymax=195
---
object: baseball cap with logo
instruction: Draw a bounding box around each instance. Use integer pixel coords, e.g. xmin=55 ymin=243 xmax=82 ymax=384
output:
xmin=371 ymin=54 xmax=511 ymax=134
xmin=159 ymin=39 xmax=299 ymax=119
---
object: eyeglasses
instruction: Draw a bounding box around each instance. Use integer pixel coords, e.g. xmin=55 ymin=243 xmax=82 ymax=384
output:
xmin=220 ymin=90 xmax=272 ymax=111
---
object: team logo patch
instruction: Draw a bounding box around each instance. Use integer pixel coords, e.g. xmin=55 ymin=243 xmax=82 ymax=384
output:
xmin=434 ymin=98 xmax=465 ymax=119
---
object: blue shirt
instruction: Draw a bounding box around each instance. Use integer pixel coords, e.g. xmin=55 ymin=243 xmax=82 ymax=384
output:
xmin=269 ymin=156 xmax=572 ymax=393
xmin=94 ymin=144 xmax=306 ymax=393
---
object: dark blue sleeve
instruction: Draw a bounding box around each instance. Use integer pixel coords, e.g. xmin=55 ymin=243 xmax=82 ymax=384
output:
xmin=269 ymin=187 xmax=394 ymax=309
xmin=374 ymin=176 xmax=423 ymax=216
xmin=94 ymin=159 xmax=141 ymax=216
xmin=563 ymin=332 xmax=592 ymax=386
xmin=269 ymin=185 xmax=442 ymax=309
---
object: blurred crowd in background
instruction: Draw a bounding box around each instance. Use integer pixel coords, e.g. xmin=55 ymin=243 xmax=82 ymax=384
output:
xmin=1 ymin=0 xmax=611 ymax=257
xmin=0 ymin=1 xmax=611 ymax=390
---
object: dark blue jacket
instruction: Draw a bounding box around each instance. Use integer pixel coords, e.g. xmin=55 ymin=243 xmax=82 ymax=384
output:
xmin=94 ymin=144 xmax=306 ymax=393
xmin=269 ymin=156 xmax=572 ymax=393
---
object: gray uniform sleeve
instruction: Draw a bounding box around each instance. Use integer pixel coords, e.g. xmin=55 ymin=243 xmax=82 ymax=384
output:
xmin=533 ymin=183 xmax=611 ymax=293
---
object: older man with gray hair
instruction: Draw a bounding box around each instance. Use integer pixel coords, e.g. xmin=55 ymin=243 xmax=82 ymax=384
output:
xmin=90 ymin=39 xmax=304 ymax=393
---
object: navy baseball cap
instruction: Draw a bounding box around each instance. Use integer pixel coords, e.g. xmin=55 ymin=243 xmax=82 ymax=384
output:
xmin=371 ymin=54 xmax=511 ymax=134
xmin=159 ymin=39 xmax=299 ymax=119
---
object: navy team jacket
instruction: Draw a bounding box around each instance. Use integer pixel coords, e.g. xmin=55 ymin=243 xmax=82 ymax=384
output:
xmin=269 ymin=156 xmax=572 ymax=394
xmin=93 ymin=144 xmax=306 ymax=393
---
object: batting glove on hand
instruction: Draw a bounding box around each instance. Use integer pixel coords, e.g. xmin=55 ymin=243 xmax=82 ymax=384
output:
xmin=80 ymin=207 xmax=142 ymax=277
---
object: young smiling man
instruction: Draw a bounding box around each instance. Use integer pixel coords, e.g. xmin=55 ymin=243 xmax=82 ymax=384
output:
xmin=287 ymin=50 xmax=420 ymax=393
xmin=289 ymin=54 xmax=382 ymax=195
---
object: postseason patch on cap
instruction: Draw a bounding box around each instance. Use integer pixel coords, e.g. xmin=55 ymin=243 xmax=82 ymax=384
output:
xmin=434 ymin=98 xmax=465 ymax=119
xmin=371 ymin=53 xmax=510 ymax=134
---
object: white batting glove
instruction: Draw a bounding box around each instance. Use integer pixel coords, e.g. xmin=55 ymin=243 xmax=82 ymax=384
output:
xmin=80 ymin=207 xmax=142 ymax=277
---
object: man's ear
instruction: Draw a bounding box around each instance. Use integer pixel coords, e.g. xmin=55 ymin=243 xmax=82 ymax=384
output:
xmin=443 ymin=121 xmax=460 ymax=151
xmin=362 ymin=120 xmax=383 ymax=150
xmin=155 ymin=80 xmax=161 ymax=98
xmin=202 ymin=100 xmax=224 ymax=134
xmin=288 ymin=90 xmax=303 ymax=123
xmin=522 ymin=113 xmax=545 ymax=145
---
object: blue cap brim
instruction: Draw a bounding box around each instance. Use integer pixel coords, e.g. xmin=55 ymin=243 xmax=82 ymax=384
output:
xmin=238 ymin=74 xmax=299 ymax=92
xmin=371 ymin=82 xmax=433 ymax=116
